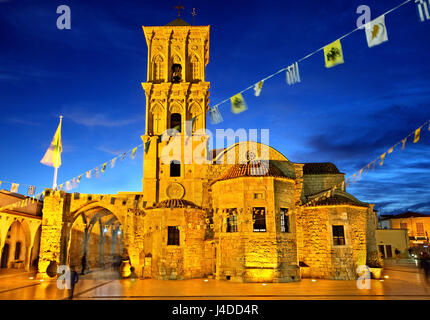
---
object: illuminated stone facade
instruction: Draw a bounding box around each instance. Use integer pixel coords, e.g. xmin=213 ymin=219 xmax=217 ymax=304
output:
xmin=36 ymin=18 xmax=378 ymax=282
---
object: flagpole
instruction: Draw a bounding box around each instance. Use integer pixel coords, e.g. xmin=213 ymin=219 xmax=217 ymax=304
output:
xmin=52 ymin=115 xmax=63 ymax=190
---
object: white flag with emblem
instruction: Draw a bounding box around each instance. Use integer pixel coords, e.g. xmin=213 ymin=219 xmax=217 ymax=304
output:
xmin=365 ymin=15 xmax=388 ymax=48
xmin=286 ymin=62 xmax=300 ymax=85
xmin=416 ymin=0 xmax=430 ymax=22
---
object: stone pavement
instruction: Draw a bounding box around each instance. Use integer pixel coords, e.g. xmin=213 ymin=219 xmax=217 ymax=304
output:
xmin=0 ymin=259 xmax=428 ymax=300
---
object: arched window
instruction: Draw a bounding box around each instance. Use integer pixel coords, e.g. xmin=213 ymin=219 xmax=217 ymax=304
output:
xmin=153 ymin=55 xmax=164 ymax=82
xmin=171 ymin=63 xmax=182 ymax=83
xmin=170 ymin=160 xmax=181 ymax=177
xmin=170 ymin=113 xmax=182 ymax=133
xmin=190 ymin=55 xmax=200 ymax=81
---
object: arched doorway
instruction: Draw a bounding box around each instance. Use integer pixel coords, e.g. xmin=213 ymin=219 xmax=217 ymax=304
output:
xmin=1 ymin=244 xmax=10 ymax=268
xmin=68 ymin=207 xmax=123 ymax=274
xmin=1 ymin=221 xmax=30 ymax=269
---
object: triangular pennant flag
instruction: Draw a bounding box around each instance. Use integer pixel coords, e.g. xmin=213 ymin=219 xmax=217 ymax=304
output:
xmin=111 ymin=157 xmax=117 ymax=168
xmin=286 ymin=62 xmax=301 ymax=85
xmin=230 ymin=93 xmax=248 ymax=114
xmin=387 ymin=146 xmax=395 ymax=154
xmin=11 ymin=183 xmax=19 ymax=193
xmin=101 ymin=163 xmax=107 ymax=173
xmin=254 ymin=81 xmax=264 ymax=97
xmin=365 ymin=15 xmax=389 ymax=48
xmin=415 ymin=0 xmax=430 ymax=22
xmin=324 ymin=39 xmax=344 ymax=68
xmin=86 ymin=170 xmax=92 ymax=179
xmin=0 ymin=181 xmax=2 ymax=188
xmin=65 ymin=181 xmax=72 ymax=191
xmin=358 ymin=169 xmax=364 ymax=180
xmin=144 ymin=140 xmax=151 ymax=154
xmin=131 ymin=147 xmax=138 ymax=159
xmin=59 ymin=184 xmax=63 ymax=190
xmin=94 ymin=167 xmax=99 ymax=178
xmin=209 ymin=106 xmax=223 ymax=124
xmin=414 ymin=127 xmax=422 ymax=143
xmin=401 ymin=137 xmax=407 ymax=150
xmin=380 ymin=153 xmax=386 ymax=166
xmin=28 ymin=186 xmax=36 ymax=196
xmin=40 ymin=117 xmax=62 ymax=168
xmin=72 ymin=178 xmax=77 ymax=188
xmin=121 ymin=153 xmax=127 ymax=161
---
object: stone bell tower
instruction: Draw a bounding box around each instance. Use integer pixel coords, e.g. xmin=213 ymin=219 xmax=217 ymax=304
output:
xmin=141 ymin=16 xmax=211 ymax=206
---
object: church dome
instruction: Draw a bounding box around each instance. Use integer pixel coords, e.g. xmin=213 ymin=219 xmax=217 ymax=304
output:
xmin=212 ymin=160 xmax=293 ymax=185
xmin=303 ymin=162 xmax=342 ymax=175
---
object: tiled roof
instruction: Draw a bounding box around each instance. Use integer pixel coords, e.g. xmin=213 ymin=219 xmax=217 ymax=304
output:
xmin=390 ymin=212 xmax=429 ymax=219
xmin=304 ymin=192 xmax=369 ymax=208
xmin=211 ymin=160 xmax=292 ymax=185
xmin=147 ymin=199 xmax=199 ymax=209
xmin=303 ymin=162 xmax=341 ymax=175
xmin=165 ymin=18 xmax=191 ymax=26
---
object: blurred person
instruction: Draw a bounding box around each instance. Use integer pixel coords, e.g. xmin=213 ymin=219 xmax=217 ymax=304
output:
xmin=419 ymin=252 xmax=430 ymax=285
xmin=68 ymin=266 xmax=79 ymax=300
xmin=81 ymin=254 xmax=87 ymax=275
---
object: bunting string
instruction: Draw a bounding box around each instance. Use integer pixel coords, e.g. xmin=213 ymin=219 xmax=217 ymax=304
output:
xmin=204 ymin=0 xmax=415 ymax=124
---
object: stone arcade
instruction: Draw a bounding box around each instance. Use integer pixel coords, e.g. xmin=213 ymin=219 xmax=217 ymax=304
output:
xmin=36 ymin=17 xmax=378 ymax=282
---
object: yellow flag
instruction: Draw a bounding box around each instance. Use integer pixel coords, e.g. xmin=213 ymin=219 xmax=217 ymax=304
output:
xmin=414 ymin=127 xmax=422 ymax=143
xmin=380 ymin=153 xmax=386 ymax=166
xmin=40 ymin=117 xmax=62 ymax=168
xmin=231 ymin=93 xmax=248 ymax=114
xmin=324 ymin=39 xmax=344 ymax=68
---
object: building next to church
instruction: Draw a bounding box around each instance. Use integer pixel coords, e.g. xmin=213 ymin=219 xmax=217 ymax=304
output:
xmin=0 ymin=190 xmax=42 ymax=271
xmin=379 ymin=212 xmax=430 ymax=255
xmin=31 ymin=15 xmax=379 ymax=282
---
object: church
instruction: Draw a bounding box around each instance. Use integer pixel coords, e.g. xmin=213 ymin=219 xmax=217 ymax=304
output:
xmin=34 ymin=16 xmax=379 ymax=283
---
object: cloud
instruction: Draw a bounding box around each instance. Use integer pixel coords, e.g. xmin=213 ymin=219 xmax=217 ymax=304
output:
xmin=96 ymin=145 xmax=125 ymax=156
xmin=66 ymin=110 xmax=143 ymax=127
xmin=6 ymin=117 xmax=41 ymax=126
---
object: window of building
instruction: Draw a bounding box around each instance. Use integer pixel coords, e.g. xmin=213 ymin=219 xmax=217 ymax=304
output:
xmin=385 ymin=245 xmax=392 ymax=258
xmin=170 ymin=160 xmax=181 ymax=177
xmin=14 ymin=242 xmax=21 ymax=260
xmin=171 ymin=63 xmax=182 ymax=83
xmin=416 ymin=222 xmax=425 ymax=236
xmin=226 ymin=209 xmax=238 ymax=233
xmin=280 ymin=208 xmax=289 ymax=233
xmin=170 ymin=113 xmax=182 ymax=132
xmin=253 ymin=193 xmax=264 ymax=199
xmin=167 ymin=226 xmax=180 ymax=246
xmin=253 ymin=207 xmax=266 ymax=232
xmin=400 ymin=222 xmax=408 ymax=230
xmin=332 ymin=225 xmax=345 ymax=246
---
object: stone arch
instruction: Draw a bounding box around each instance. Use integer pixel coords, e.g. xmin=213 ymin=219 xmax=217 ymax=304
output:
xmin=171 ymin=53 xmax=182 ymax=65
xmin=149 ymin=103 xmax=164 ymax=135
xmin=152 ymin=54 xmax=165 ymax=82
xmin=2 ymin=219 xmax=31 ymax=269
xmin=169 ymin=102 xmax=183 ymax=114
xmin=189 ymin=102 xmax=202 ymax=132
xmin=190 ymin=54 xmax=201 ymax=81
xmin=68 ymin=202 xmax=125 ymax=271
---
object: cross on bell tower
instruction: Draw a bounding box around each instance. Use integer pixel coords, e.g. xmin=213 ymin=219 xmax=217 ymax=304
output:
xmin=175 ymin=2 xmax=184 ymax=17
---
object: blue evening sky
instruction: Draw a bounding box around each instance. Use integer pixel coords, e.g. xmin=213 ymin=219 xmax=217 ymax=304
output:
xmin=0 ymin=0 xmax=429 ymax=215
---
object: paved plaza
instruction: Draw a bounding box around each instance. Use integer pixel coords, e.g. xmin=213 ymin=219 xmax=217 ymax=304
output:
xmin=0 ymin=259 xmax=429 ymax=300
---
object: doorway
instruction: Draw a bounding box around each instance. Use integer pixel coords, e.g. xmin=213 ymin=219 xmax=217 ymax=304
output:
xmin=1 ymin=244 xmax=10 ymax=268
